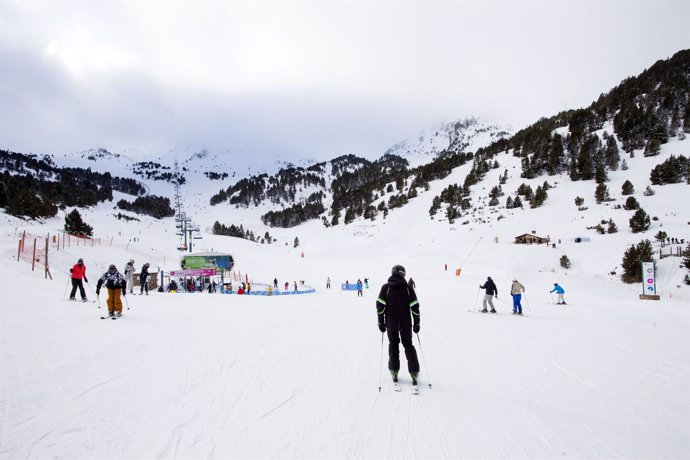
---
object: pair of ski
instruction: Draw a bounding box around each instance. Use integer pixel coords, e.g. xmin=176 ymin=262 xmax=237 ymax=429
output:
xmin=100 ymin=314 xmax=124 ymax=320
xmin=394 ymin=381 xmax=419 ymax=395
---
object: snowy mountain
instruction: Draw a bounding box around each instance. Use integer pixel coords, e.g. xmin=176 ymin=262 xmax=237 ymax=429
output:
xmin=384 ymin=116 xmax=510 ymax=167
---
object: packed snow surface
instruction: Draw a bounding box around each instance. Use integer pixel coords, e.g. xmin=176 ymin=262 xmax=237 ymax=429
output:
xmin=2 ymin=138 xmax=690 ymax=458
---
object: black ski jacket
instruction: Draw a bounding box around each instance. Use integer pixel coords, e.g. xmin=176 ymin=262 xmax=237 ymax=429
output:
xmin=376 ymin=274 xmax=420 ymax=331
xmin=480 ymin=278 xmax=498 ymax=296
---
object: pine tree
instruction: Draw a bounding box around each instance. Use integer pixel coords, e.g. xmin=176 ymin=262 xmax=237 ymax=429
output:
xmin=530 ymin=185 xmax=548 ymax=208
xmin=621 ymin=159 xmax=629 ymax=170
xmin=621 ymin=180 xmax=634 ymax=195
xmin=621 ymin=240 xmax=654 ymax=283
xmin=605 ymin=136 xmax=620 ymax=170
xmin=629 ymin=208 xmax=651 ymax=233
xmin=513 ymin=195 xmax=523 ymax=209
xmin=607 ymin=219 xmax=618 ymax=233
xmin=560 ymin=255 xmax=571 ymax=269
xmin=624 ymin=196 xmax=639 ymax=210
xmin=64 ymin=209 xmax=93 ymax=237
xmin=644 ymin=138 xmax=661 ymax=157
xmin=594 ymin=183 xmax=611 ymax=203
xmin=506 ymin=196 xmax=513 ymax=208
xmin=595 ymin=161 xmax=608 ymax=184
xmin=293 ymin=237 xmax=300 ymax=248
xmin=575 ymin=196 xmax=584 ymax=208
xmin=655 ymin=231 xmax=668 ymax=246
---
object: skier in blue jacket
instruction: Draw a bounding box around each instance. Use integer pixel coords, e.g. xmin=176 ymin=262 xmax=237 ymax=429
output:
xmin=550 ymin=283 xmax=566 ymax=304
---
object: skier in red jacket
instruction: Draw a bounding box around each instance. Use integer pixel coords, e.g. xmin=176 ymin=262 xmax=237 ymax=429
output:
xmin=69 ymin=258 xmax=89 ymax=301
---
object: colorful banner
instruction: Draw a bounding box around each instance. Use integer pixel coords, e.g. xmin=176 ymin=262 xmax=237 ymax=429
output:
xmin=642 ymin=262 xmax=656 ymax=295
xmin=169 ymin=269 xmax=217 ymax=277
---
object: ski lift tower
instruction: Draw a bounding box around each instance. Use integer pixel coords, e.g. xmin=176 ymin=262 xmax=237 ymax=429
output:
xmin=172 ymin=161 xmax=203 ymax=252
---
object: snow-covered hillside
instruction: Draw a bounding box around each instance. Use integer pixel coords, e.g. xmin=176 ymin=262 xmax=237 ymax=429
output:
xmin=2 ymin=128 xmax=689 ymax=458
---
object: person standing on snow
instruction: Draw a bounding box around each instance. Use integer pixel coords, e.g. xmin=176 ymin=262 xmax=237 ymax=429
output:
xmin=69 ymin=258 xmax=89 ymax=301
xmin=96 ymin=264 xmax=127 ymax=318
xmin=479 ymin=276 xmax=498 ymax=313
xmin=510 ymin=279 xmax=526 ymax=315
xmin=407 ymin=277 xmax=416 ymax=289
xmin=139 ymin=263 xmax=150 ymax=295
xmin=376 ymin=264 xmax=421 ymax=387
xmin=550 ymin=283 xmax=566 ymax=304
xmin=326 ymin=277 xmax=331 ymax=289
xmin=357 ymin=279 xmax=363 ymax=297
xmin=124 ymin=260 xmax=135 ymax=294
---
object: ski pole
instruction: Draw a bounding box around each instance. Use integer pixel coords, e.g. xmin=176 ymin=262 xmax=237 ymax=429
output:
xmin=378 ymin=331 xmax=385 ymax=392
xmin=549 ymin=292 xmax=555 ymax=304
xmin=85 ymin=281 xmax=97 ymax=300
xmin=96 ymin=293 xmax=101 ymax=309
xmin=415 ymin=333 xmax=432 ymax=389
xmin=63 ymin=276 xmax=71 ymax=299
xmin=474 ymin=288 xmax=480 ymax=309
xmin=124 ymin=294 xmax=130 ymax=310
xmin=523 ymin=293 xmax=531 ymax=313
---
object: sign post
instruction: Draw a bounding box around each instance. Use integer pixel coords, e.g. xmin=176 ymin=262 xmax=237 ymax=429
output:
xmin=639 ymin=261 xmax=660 ymax=300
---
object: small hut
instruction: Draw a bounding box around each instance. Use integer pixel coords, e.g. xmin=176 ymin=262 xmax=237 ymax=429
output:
xmin=514 ymin=233 xmax=549 ymax=245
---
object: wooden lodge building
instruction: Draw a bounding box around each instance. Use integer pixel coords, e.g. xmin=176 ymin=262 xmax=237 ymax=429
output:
xmin=514 ymin=233 xmax=550 ymax=245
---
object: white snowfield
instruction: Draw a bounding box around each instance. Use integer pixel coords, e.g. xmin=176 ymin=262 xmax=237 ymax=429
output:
xmin=2 ymin=137 xmax=690 ymax=458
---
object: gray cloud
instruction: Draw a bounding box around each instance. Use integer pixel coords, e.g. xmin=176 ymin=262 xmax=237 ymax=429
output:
xmin=1 ymin=1 xmax=689 ymax=161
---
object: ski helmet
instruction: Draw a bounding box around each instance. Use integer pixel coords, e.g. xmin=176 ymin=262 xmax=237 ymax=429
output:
xmin=108 ymin=264 xmax=117 ymax=273
xmin=78 ymin=258 xmax=83 ymax=263
xmin=391 ymin=264 xmax=406 ymax=277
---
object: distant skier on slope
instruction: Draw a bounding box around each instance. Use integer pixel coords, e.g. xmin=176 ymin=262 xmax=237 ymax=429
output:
xmin=139 ymin=263 xmax=150 ymax=295
xmin=407 ymin=277 xmax=416 ymax=289
xmin=510 ymin=279 xmax=526 ymax=315
xmin=479 ymin=276 xmax=498 ymax=313
xmin=357 ymin=279 xmax=363 ymax=297
xmin=124 ymin=260 xmax=135 ymax=294
xmin=69 ymin=258 xmax=89 ymax=301
xmin=550 ymin=283 xmax=566 ymax=305
xmin=376 ymin=264 xmax=421 ymax=387
xmin=96 ymin=264 xmax=127 ymax=318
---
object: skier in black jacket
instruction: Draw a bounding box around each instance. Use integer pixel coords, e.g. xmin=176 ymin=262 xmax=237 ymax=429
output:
xmin=479 ymin=276 xmax=498 ymax=313
xmin=139 ymin=263 xmax=150 ymax=295
xmin=376 ymin=264 xmax=420 ymax=386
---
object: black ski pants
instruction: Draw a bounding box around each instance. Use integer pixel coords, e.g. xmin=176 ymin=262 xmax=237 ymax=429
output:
xmin=140 ymin=275 xmax=148 ymax=295
xmin=387 ymin=328 xmax=420 ymax=374
xmin=70 ymin=278 xmax=86 ymax=300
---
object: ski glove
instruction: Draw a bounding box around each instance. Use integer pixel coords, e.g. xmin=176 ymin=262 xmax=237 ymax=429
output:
xmin=378 ymin=323 xmax=386 ymax=333
xmin=95 ymin=289 xmax=100 ymax=296
xmin=84 ymin=277 xmax=88 ymax=283
xmin=413 ymin=324 xmax=420 ymax=333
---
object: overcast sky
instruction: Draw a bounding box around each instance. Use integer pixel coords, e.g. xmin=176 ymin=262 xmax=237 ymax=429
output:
xmin=1 ymin=1 xmax=689 ymax=161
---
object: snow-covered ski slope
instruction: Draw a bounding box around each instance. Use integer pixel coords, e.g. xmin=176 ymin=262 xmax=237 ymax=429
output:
xmin=2 ymin=135 xmax=690 ymax=458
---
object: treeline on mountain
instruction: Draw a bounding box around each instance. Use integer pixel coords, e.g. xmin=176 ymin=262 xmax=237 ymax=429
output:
xmin=649 ymin=155 xmax=689 ymax=184
xmin=133 ymin=161 xmax=185 ymax=184
xmin=0 ymin=149 xmax=147 ymax=219
xmin=474 ymin=49 xmax=690 ymax=182
xmin=117 ymin=195 xmax=174 ymax=219
xmin=212 ymin=221 xmax=274 ymax=243
xmin=262 ymin=197 xmax=326 ymax=228
xmin=210 ymin=165 xmax=326 ymax=207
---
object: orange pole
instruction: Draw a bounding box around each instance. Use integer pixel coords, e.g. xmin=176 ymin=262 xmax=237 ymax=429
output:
xmin=17 ymin=239 xmax=21 ymax=261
